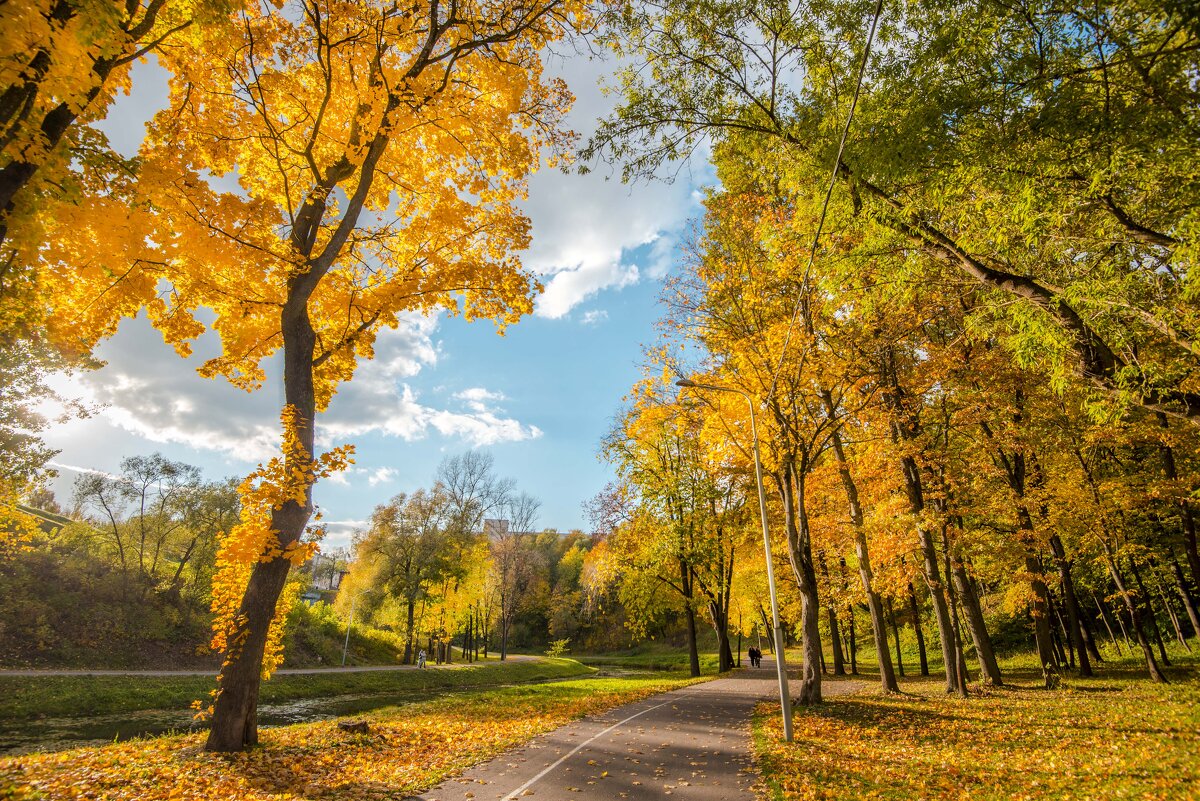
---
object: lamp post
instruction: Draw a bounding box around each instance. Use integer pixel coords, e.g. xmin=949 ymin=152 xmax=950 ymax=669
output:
xmin=677 ymin=378 xmax=793 ymax=742
xmin=341 ymin=588 xmax=376 ymax=667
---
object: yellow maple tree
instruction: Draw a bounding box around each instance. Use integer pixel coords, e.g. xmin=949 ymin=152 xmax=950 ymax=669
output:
xmin=38 ymin=0 xmax=587 ymax=752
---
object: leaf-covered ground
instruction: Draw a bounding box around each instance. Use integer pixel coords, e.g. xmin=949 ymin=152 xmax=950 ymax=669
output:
xmin=753 ymin=665 xmax=1200 ymax=800
xmin=1 ymin=674 xmax=704 ymax=800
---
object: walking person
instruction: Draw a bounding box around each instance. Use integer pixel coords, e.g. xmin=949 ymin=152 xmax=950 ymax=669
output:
xmin=417 ymin=648 xmax=427 ymax=669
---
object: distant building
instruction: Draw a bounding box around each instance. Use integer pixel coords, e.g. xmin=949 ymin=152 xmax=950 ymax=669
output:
xmin=483 ymin=518 xmax=510 ymax=536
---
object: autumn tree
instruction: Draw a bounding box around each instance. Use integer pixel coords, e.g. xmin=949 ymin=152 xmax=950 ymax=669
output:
xmin=356 ymin=487 xmax=467 ymax=664
xmin=490 ymin=491 xmax=544 ymax=659
xmin=33 ymin=0 xmax=586 ymax=751
xmin=602 ymin=376 xmax=746 ymax=675
xmin=588 ymin=0 xmax=1200 ymax=425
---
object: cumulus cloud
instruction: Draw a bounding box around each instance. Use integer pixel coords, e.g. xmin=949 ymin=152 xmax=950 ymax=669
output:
xmin=521 ymin=54 xmax=714 ymax=320
xmin=455 ymin=387 xmax=507 ymax=412
xmin=367 ymin=466 xmax=398 ymax=487
xmin=55 ymin=311 xmax=540 ymax=466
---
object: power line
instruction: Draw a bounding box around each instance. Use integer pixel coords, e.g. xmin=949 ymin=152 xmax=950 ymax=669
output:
xmin=765 ymin=0 xmax=885 ymax=405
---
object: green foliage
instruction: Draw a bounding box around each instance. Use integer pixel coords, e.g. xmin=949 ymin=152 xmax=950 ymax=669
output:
xmin=0 ymin=527 xmax=214 ymax=669
xmin=545 ymin=638 xmax=571 ymax=657
xmin=283 ymin=601 xmax=407 ymax=667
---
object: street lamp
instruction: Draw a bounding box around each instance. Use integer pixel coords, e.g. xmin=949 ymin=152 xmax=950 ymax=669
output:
xmin=677 ymin=378 xmax=794 ymax=742
xmin=341 ymin=588 xmax=376 ymax=667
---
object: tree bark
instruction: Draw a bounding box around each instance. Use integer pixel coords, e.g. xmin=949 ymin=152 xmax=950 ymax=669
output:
xmin=1156 ymin=414 xmax=1200 ymax=587
xmin=207 ymin=280 xmax=320 ymax=752
xmin=887 ymin=597 xmax=905 ymax=677
xmin=1049 ymin=535 xmax=1092 ymax=676
xmin=1130 ymin=559 xmax=1172 ymax=666
xmin=819 ymin=554 xmax=846 ymax=676
xmin=846 ymin=605 xmax=858 ymax=674
xmin=820 ymin=396 xmax=898 ymax=692
xmin=777 ymin=462 xmax=823 ymax=704
xmin=879 ymin=349 xmax=964 ymax=695
xmin=682 ymin=560 xmax=701 ymax=677
xmin=1104 ymin=555 xmax=1168 ymax=682
xmin=1170 ymin=553 xmax=1200 ymax=638
xmin=940 ymin=526 xmax=971 ymax=693
xmin=950 ymin=557 xmax=1003 ymax=685
xmin=907 ymin=581 xmax=930 ymax=677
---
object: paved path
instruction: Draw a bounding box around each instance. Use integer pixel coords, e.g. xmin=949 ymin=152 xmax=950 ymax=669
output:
xmin=417 ymin=660 xmax=858 ymax=801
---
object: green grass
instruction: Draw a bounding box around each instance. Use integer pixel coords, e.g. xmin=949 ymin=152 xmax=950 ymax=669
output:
xmin=2 ymin=672 xmax=711 ymax=801
xmin=753 ymin=647 xmax=1200 ymax=800
xmin=572 ymin=639 xmax=729 ymax=673
xmin=0 ymin=657 xmax=595 ymax=721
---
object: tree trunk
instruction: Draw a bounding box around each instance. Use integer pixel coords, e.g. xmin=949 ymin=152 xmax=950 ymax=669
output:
xmin=404 ymin=599 xmax=417 ymax=665
xmin=1049 ymin=535 xmax=1092 ymax=676
xmin=1097 ymin=588 xmax=1130 ymax=654
xmin=681 ymin=558 xmax=701 ymax=677
xmin=207 ymin=286 xmax=320 ymax=753
xmin=1170 ymin=553 xmax=1200 ymax=638
xmin=1105 ymin=555 xmax=1168 ymax=682
xmin=846 ymin=606 xmax=858 ymax=675
xmin=820 ymin=556 xmax=846 ymax=676
xmin=1157 ymin=414 xmax=1200 ymax=590
xmin=821 ymin=392 xmax=898 ymax=692
xmin=204 ymin=557 xmax=292 ymax=751
xmin=887 ymin=597 xmax=905 ymax=677
xmin=500 ymin=612 xmax=511 ymax=661
xmin=950 ymin=559 xmax=1003 ymax=685
xmin=907 ymin=581 xmax=930 ymax=677
xmin=881 ymin=351 xmax=964 ymax=696
xmin=1130 ymin=559 xmax=1171 ymax=667
xmin=684 ymin=603 xmax=701 ymax=677
xmin=758 ymin=604 xmax=775 ymax=654
xmin=1158 ymin=584 xmax=1190 ymax=650
xmin=940 ymin=527 xmax=970 ymax=693
xmin=777 ymin=462 xmax=823 ymax=704
xmin=710 ymin=600 xmax=734 ymax=672
xmin=1047 ymin=593 xmax=1071 ymax=668
xmin=895 ymin=450 xmax=964 ymax=694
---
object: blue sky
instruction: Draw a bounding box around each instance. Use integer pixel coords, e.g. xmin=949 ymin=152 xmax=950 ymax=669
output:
xmin=39 ymin=50 xmax=714 ymax=550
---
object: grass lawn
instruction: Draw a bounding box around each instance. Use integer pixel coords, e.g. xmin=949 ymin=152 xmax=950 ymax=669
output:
xmin=572 ymin=641 xmax=728 ymax=673
xmin=753 ymin=649 xmax=1200 ymax=800
xmin=0 ymin=658 xmax=595 ymax=722
xmin=0 ymin=673 xmax=707 ymax=801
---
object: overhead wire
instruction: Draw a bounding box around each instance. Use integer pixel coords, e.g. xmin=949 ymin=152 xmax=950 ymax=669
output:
xmin=764 ymin=0 xmax=886 ymax=405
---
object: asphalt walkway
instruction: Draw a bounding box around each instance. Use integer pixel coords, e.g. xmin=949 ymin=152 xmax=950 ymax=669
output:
xmin=417 ymin=659 xmax=858 ymax=801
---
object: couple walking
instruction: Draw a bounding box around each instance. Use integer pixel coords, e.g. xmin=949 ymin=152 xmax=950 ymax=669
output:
xmin=747 ymin=645 xmax=763 ymax=668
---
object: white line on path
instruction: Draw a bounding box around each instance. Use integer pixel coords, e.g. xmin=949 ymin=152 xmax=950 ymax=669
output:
xmin=499 ymin=693 xmax=694 ymax=801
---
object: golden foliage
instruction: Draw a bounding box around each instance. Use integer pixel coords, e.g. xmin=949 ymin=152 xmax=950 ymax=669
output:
xmin=207 ymin=406 xmax=353 ymax=685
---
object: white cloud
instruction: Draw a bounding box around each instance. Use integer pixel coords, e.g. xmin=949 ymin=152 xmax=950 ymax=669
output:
xmin=428 ymin=409 xmax=543 ymax=446
xmin=318 ymin=519 xmax=368 ymax=552
xmin=520 ymin=54 xmax=715 ymax=320
xmin=53 ymin=310 xmax=540 ymax=467
xmin=580 ymin=309 xmax=608 ymax=326
xmin=367 ymin=466 xmax=398 ymax=487
xmin=455 ymin=387 xmax=507 ymax=412
xmin=47 ymin=461 xmax=121 ymax=480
